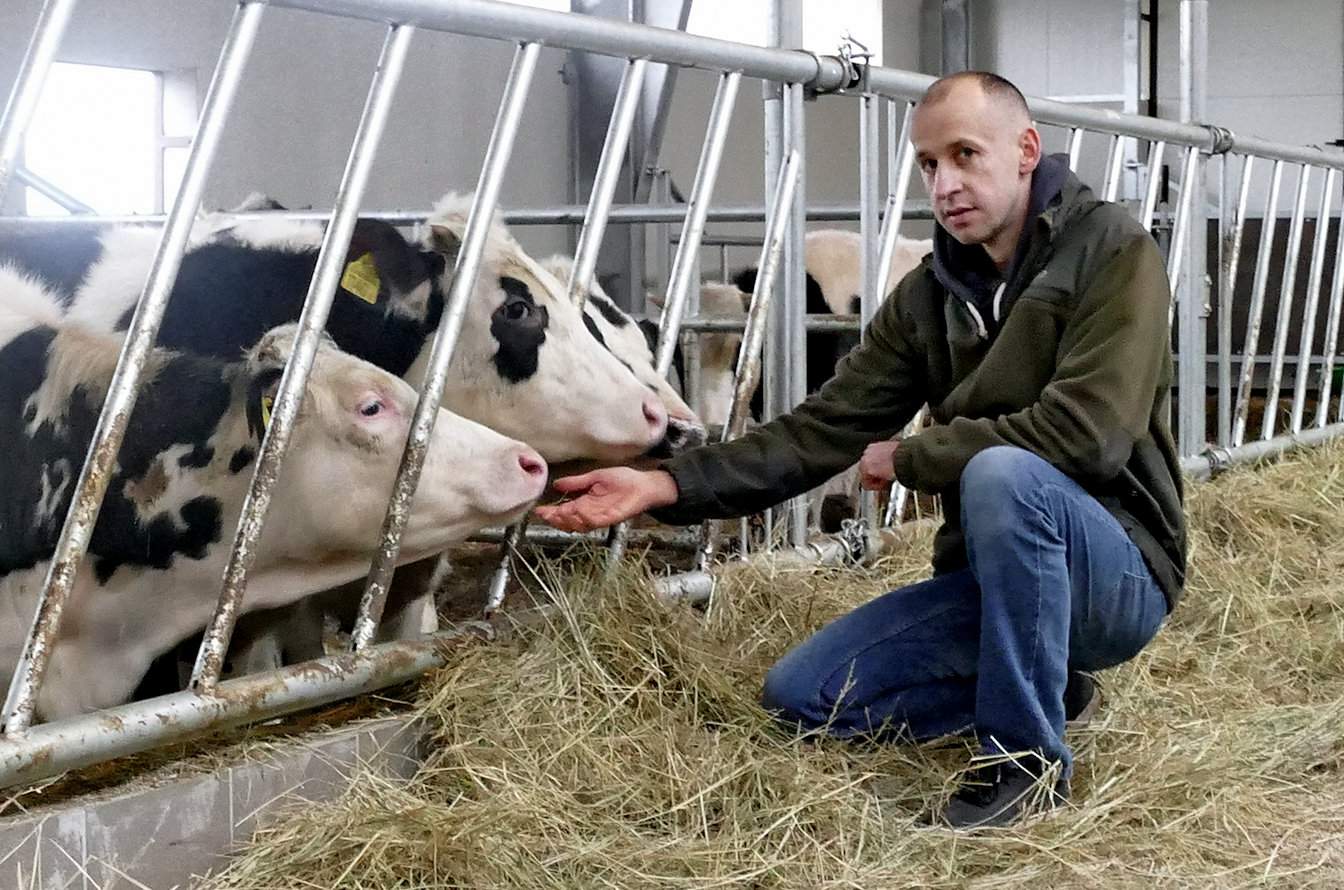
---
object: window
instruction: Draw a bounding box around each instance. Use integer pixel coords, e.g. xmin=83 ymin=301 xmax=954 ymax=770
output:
xmin=22 ymin=62 xmax=197 ymax=216
xmin=686 ymin=0 xmax=884 ymax=64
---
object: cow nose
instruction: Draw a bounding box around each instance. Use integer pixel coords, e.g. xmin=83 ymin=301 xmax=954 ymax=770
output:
xmin=642 ymin=396 xmax=669 ymax=442
xmin=517 ymin=448 xmax=547 ymax=479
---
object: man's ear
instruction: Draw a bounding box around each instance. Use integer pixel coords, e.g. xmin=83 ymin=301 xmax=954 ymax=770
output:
xmin=1019 ymin=125 xmax=1043 ymax=175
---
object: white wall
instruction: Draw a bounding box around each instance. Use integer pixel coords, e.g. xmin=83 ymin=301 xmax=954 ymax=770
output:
xmin=0 ymin=0 xmax=574 ymax=256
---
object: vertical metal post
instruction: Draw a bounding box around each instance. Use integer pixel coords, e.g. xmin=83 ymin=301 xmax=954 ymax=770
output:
xmin=694 ymin=150 xmax=800 ymax=572
xmin=1066 ymin=128 xmax=1084 ymax=173
xmin=1218 ymin=154 xmax=1254 ymax=446
xmin=345 ymin=41 xmax=540 ymax=652
xmin=607 ymin=69 xmax=741 ymax=565
xmin=1259 ymin=164 xmax=1313 ymax=441
xmin=780 ymin=80 xmax=808 ymax=545
xmin=1140 ymin=140 xmax=1166 ymax=232
xmin=1316 ymin=182 xmax=1344 ymax=427
xmin=858 ymin=91 xmax=881 ymax=525
xmin=189 ymin=24 xmax=417 ymax=681
xmin=2 ymin=2 xmax=267 ymax=734
xmin=1176 ymin=0 xmax=1208 ymax=456
xmin=0 ymin=0 xmax=79 ymax=199
xmin=1290 ymin=168 xmax=1337 ymax=432
xmin=1232 ymin=159 xmax=1285 ymax=446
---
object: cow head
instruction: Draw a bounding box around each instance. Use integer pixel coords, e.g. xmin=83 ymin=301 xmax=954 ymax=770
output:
xmin=407 ymin=194 xmax=670 ymax=464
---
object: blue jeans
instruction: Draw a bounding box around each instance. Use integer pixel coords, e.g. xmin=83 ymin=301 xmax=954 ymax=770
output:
xmin=761 ymin=446 xmax=1168 ymax=775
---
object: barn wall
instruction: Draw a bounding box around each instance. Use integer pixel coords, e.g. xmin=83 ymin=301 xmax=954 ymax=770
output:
xmin=0 ymin=0 xmax=574 ymax=257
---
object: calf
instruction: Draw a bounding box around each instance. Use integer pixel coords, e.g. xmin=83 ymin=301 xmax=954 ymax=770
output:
xmin=0 ymin=268 xmax=546 ymax=719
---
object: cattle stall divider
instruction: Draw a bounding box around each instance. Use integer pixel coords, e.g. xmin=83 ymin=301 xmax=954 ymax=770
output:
xmin=0 ymin=0 xmax=1341 ymax=791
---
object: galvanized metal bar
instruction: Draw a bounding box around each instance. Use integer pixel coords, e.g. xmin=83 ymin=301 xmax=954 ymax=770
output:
xmin=1140 ymin=140 xmax=1166 ymax=232
xmin=1066 ymin=127 xmax=1084 ymax=172
xmin=0 ymin=623 xmax=492 ymax=790
xmin=1259 ymin=164 xmax=1313 ymax=441
xmin=1175 ymin=0 xmax=1208 ymax=455
xmin=694 ymin=150 xmax=800 ymax=571
xmin=1218 ymin=154 xmax=1254 ymax=446
xmin=780 ymin=79 xmax=809 ymax=546
xmin=1101 ymin=133 xmax=1126 ymax=203
xmin=483 ymin=516 xmax=528 ymax=618
xmin=0 ymin=0 xmax=79 ymax=198
xmin=1183 ymin=422 xmax=1344 ymax=482
xmin=1167 ymin=145 xmax=1200 ymax=298
xmin=858 ymin=91 xmax=881 ymax=526
xmin=1 ymin=2 xmax=266 ymax=736
xmin=564 ymin=56 xmax=648 ymax=309
xmin=347 ymin=41 xmax=541 ymax=651
xmin=1232 ymin=159 xmax=1285 ymax=446
xmin=470 ymin=523 xmax=700 ymax=551
xmin=1290 ymin=168 xmax=1337 ymax=433
xmin=12 ymin=166 xmax=94 ymax=214
xmin=190 ymin=23 xmax=416 ymax=684
xmin=1317 ymin=181 xmax=1344 ymax=427
xmin=607 ymin=69 xmax=741 ymax=566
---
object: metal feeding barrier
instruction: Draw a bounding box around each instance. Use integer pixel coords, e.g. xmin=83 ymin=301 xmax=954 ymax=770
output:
xmin=0 ymin=0 xmax=1341 ymax=791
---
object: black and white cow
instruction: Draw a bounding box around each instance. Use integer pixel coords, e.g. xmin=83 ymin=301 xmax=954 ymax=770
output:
xmin=0 ymin=267 xmax=546 ymax=719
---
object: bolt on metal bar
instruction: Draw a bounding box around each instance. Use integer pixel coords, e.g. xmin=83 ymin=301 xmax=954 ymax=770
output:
xmin=13 ymin=166 xmax=94 ymax=214
xmin=607 ymin=69 xmax=742 ymax=567
xmin=0 ymin=0 xmax=79 ymax=198
xmin=1290 ymin=168 xmax=1337 ymax=433
xmin=1101 ymin=134 xmax=1126 ymax=203
xmin=1259 ymin=164 xmax=1313 ymax=441
xmin=347 ymin=41 xmax=541 ymax=651
xmin=564 ymin=57 xmax=648 ymax=309
xmin=1316 ymin=183 xmax=1344 ymax=427
xmin=857 ymin=92 xmax=881 ymax=526
xmin=189 ymin=23 xmax=416 ymax=689
xmin=0 ymin=2 xmax=266 ymax=736
xmin=1218 ymin=154 xmax=1254 ymax=446
xmin=694 ymin=150 xmax=800 ymax=573
xmin=1066 ymin=127 xmax=1084 ymax=172
xmin=1232 ymin=159 xmax=1285 ymax=446
xmin=1140 ymin=140 xmax=1166 ymax=231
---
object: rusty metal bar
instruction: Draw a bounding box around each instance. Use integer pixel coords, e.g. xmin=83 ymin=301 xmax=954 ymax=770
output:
xmin=694 ymin=149 xmax=800 ymax=572
xmin=1260 ymin=164 xmax=1313 ymax=441
xmin=1233 ymin=159 xmax=1285 ymax=446
xmin=0 ymin=0 xmax=79 ymax=198
xmin=1167 ymin=144 xmax=1200 ymax=302
xmin=1218 ymin=153 xmax=1254 ymax=446
xmin=348 ymin=41 xmax=541 ymax=651
xmin=188 ymin=23 xmax=416 ymax=689
xmin=1 ymin=2 xmax=266 ymax=735
xmin=1290 ymin=168 xmax=1337 ymax=433
xmin=606 ymin=69 xmax=741 ymax=566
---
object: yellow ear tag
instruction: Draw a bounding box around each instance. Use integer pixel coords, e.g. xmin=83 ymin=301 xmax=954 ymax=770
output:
xmin=260 ymin=395 xmax=273 ymax=428
xmin=341 ymin=252 xmax=381 ymax=305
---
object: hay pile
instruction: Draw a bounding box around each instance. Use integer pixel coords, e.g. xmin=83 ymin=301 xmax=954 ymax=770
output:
xmin=198 ymin=446 xmax=1344 ymax=889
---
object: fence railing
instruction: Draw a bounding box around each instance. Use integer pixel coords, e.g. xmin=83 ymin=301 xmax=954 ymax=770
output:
xmin=0 ymin=0 xmax=1341 ymax=791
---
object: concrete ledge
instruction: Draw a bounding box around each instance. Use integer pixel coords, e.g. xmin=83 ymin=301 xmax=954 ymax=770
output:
xmin=0 ymin=715 xmax=427 ymax=889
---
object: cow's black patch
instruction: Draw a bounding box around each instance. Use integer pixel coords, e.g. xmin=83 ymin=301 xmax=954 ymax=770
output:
xmin=0 ymin=229 xmax=105 ymax=305
xmin=582 ymin=311 xmax=607 ymax=348
xmin=1 ymin=326 xmax=236 ymax=580
xmin=179 ymin=443 xmax=214 ymax=468
xmin=110 ymin=237 xmax=436 ymax=378
xmin=229 ymin=445 xmax=256 ymax=474
xmin=637 ymin=318 xmax=685 ymax=394
xmin=490 ymin=276 xmax=549 ymax=383
xmin=589 ymin=292 xmax=631 ymax=328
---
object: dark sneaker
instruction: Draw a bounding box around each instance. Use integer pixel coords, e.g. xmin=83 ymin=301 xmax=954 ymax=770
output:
xmin=924 ymin=755 xmax=1069 ymax=830
xmin=1064 ymin=670 xmax=1101 ymax=728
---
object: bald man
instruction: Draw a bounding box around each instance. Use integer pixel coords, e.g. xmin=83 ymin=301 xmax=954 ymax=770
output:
xmin=537 ymin=72 xmax=1185 ymax=830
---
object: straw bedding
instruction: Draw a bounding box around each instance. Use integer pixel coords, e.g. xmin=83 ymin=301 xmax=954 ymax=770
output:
xmin=195 ymin=445 xmax=1344 ymax=889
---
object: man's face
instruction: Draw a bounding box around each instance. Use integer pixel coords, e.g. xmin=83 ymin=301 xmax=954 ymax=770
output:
xmin=910 ymin=83 xmax=1038 ymax=253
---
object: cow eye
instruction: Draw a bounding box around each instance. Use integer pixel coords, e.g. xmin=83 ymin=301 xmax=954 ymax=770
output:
xmin=359 ymin=399 xmax=384 ymax=417
xmin=505 ymin=299 xmax=531 ymax=321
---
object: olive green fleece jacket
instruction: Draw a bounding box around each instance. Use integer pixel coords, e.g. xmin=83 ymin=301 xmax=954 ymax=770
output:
xmin=652 ymin=170 xmax=1187 ymax=609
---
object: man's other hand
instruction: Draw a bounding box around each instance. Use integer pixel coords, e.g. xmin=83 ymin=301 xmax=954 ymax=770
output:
xmin=533 ymin=467 xmax=679 ymax=532
xmin=859 ymin=439 xmax=902 ymax=490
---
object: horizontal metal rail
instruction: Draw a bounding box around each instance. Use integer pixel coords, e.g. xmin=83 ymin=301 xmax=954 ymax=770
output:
xmin=1183 ymin=422 xmax=1344 ymax=480
xmin=468 ymin=525 xmax=702 ymax=551
xmin=0 ymin=623 xmax=492 ymax=790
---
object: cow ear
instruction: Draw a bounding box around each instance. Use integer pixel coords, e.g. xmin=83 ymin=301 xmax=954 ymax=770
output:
xmin=731 ymin=266 xmax=758 ymax=297
xmin=425 ymin=224 xmax=464 ymax=263
xmin=244 ymin=365 xmax=285 ymax=442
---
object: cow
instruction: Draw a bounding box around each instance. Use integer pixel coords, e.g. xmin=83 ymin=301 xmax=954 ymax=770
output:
xmin=0 ymin=267 xmax=547 ymax=719
xmin=661 ymin=229 xmax=932 ymax=531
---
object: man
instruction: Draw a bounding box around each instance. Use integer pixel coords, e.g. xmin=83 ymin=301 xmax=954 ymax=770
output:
xmin=535 ymin=71 xmax=1185 ymax=830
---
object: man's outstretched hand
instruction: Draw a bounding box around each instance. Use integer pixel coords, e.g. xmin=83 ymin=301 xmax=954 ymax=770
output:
xmin=858 ymin=439 xmax=902 ymax=490
xmin=533 ymin=467 xmax=679 ymax=532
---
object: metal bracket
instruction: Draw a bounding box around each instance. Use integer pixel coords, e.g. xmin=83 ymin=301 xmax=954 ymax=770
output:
xmin=1204 ymin=125 xmax=1235 ymax=155
xmin=1201 ymin=444 xmax=1233 ymax=477
xmin=836 ymin=517 xmax=869 ymax=564
xmin=807 ymin=35 xmax=871 ymax=99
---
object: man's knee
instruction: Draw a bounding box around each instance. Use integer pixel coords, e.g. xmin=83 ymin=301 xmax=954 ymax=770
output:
xmin=760 ymin=654 xmax=821 ymax=723
xmin=960 ymin=446 xmax=1056 ymax=505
